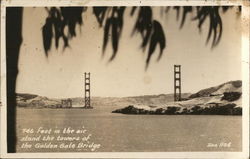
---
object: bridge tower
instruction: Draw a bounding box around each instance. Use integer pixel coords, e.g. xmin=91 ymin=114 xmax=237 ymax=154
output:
xmin=84 ymin=72 xmax=92 ymax=108
xmin=174 ymin=65 xmax=181 ymax=101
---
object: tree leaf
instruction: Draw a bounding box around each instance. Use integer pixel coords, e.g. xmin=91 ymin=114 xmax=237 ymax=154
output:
xmin=110 ymin=18 xmax=118 ymax=61
xmin=93 ymin=7 xmax=108 ymax=26
xmin=173 ymin=6 xmax=180 ymax=20
xmin=130 ymin=7 xmax=137 ymax=16
xmin=102 ymin=18 xmax=111 ymax=54
xmin=146 ymin=20 xmax=166 ymax=69
xmin=42 ymin=17 xmax=53 ymax=56
xmin=180 ymin=6 xmax=192 ymax=29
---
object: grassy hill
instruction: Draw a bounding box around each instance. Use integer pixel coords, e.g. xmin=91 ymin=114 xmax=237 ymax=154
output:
xmin=189 ymin=80 xmax=241 ymax=98
xmin=17 ymin=93 xmax=61 ymax=108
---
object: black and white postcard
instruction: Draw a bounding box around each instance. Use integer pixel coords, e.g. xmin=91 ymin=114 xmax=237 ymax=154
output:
xmin=0 ymin=0 xmax=249 ymax=158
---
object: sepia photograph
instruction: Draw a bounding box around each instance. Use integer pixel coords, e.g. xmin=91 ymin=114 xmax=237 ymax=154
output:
xmin=0 ymin=0 xmax=249 ymax=158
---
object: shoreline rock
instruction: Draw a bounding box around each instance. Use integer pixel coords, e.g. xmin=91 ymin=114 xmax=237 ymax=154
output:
xmin=112 ymin=83 xmax=243 ymax=116
xmin=112 ymin=104 xmax=242 ymax=115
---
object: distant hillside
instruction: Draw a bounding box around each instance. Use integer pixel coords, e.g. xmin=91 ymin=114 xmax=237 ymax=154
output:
xmin=113 ymin=80 xmax=242 ymax=115
xmin=89 ymin=93 xmax=191 ymax=107
xmin=189 ymin=80 xmax=241 ymax=98
xmin=16 ymin=93 xmax=191 ymax=108
xmin=16 ymin=93 xmax=61 ymax=108
xmin=16 ymin=93 xmax=38 ymax=101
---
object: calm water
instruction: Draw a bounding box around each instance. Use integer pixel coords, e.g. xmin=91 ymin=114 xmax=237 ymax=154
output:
xmin=16 ymin=106 xmax=242 ymax=152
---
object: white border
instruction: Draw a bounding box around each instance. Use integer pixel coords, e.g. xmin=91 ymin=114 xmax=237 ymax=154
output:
xmin=0 ymin=0 xmax=249 ymax=158
xmin=0 ymin=0 xmax=245 ymax=7
xmin=0 ymin=3 xmax=7 ymax=158
xmin=241 ymin=3 xmax=250 ymax=159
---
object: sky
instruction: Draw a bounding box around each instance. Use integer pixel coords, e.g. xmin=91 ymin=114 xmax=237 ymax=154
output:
xmin=16 ymin=7 xmax=242 ymax=98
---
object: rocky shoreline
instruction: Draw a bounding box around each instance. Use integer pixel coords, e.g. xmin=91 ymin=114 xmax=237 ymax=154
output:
xmin=112 ymin=81 xmax=242 ymax=115
xmin=112 ymin=103 xmax=242 ymax=115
